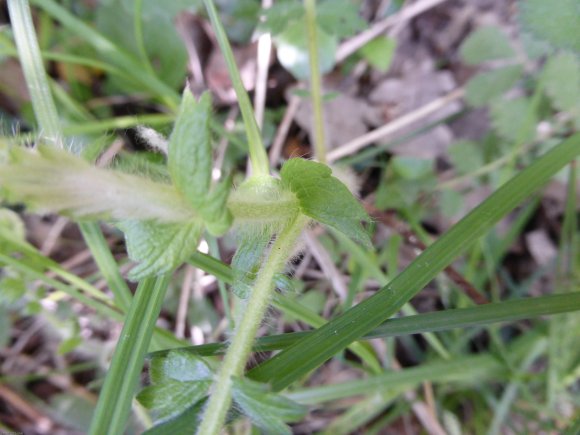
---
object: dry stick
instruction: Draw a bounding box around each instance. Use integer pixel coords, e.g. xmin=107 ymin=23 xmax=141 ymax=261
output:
xmin=269 ymin=95 xmax=301 ymax=166
xmin=304 ymin=0 xmax=327 ymax=163
xmin=335 ymin=0 xmax=450 ymax=63
xmin=176 ymin=265 xmax=196 ymax=339
xmin=365 ymin=203 xmax=488 ymax=304
xmin=253 ymin=0 xmax=273 ymax=129
xmin=96 ymin=138 xmax=125 ymax=167
xmin=0 ymin=384 xmax=54 ymax=434
xmin=328 ymin=88 xmax=465 ymax=162
xmin=390 ymin=359 xmax=447 ymax=435
xmin=304 ymin=231 xmax=349 ymax=301
xmin=175 ymin=13 xmax=205 ymax=89
xmin=40 ymin=216 xmax=69 ymax=255
xmin=214 ymin=106 xmax=239 ymax=176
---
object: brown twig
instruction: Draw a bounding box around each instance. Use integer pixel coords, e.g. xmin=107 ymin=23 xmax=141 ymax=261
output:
xmin=0 ymin=384 xmax=55 ymax=434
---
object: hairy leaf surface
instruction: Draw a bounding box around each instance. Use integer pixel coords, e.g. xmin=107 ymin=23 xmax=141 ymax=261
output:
xmin=280 ymin=158 xmax=371 ymax=247
xmin=232 ymin=377 xmax=306 ymax=434
xmin=118 ymin=220 xmax=203 ymax=281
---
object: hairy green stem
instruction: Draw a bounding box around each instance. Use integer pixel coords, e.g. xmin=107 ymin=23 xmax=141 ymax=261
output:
xmin=228 ymin=196 xmax=300 ymax=224
xmin=304 ymin=0 xmax=327 ymax=163
xmin=7 ymin=0 xmax=61 ymax=147
xmin=203 ymin=0 xmax=270 ymax=177
xmin=197 ymin=216 xmax=308 ymax=435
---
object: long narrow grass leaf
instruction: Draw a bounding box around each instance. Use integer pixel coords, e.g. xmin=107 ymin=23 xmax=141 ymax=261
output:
xmin=248 ymin=134 xmax=580 ymax=390
xmin=7 ymin=0 xmax=61 ymax=146
xmin=203 ymin=0 xmax=269 ymax=176
xmin=150 ymin=292 xmax=580 ymax=358
xmin=89 ymin=275 xmax=171 ymax=435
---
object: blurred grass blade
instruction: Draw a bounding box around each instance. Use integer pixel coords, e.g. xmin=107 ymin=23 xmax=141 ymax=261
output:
xmin=203 ymin=0 xmax=269 ymax=176
xmin=287 ymin=334 xmax=546 ymax=404
xmin=150 ymin=291 xmax=580 ymax=358
xmin=89 ymin=275 xmax=171 ymax=435
xmin=7 ymin=0 xmax=61 ymax=147
xmin=30 ymin=0 xmax=180 ymax=109
xmin=79 ymin=222 xmax=133 ymax=312
xmin=248 ymin=134 xmax=580 ymax=390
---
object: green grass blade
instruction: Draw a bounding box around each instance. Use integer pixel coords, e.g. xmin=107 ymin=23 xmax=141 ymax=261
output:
xmin=150 ymin=291 xmax=580 ymax=358
xmin=30 ymin=0 xmax=180 ymax=109
xmin=203 ymin=0 xmax=269 ymax=176
xmin=78 ymin=222 xmax=133 ymax=312
xmin=7 ymin=0 xmax=61 ymax=147
xmin=286 ymin=333 xmax=545 ymax=404
xmin=487 ymin=340 xmax=547 ymax=435
xmin=63 ymin=114 xmax=174 ymax=135
xmin=89 ymin=275 xmax=171 ymax=435
xmin=248 ymin=134 xmax=580 ymax=390
xmin=189 ymin=251 xmax=233 ymax=283
xmin=0 ymin=252 xmax=119 ymax=317
xmin=0 ymin=235 xmax=183 ymax=349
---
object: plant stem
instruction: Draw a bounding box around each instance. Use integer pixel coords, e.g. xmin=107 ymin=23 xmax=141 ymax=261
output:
xmin=304 ymin=0 xmax=327 ymax=164
xmin=203 ymin=0 xmax=270 ymax=177
xmin=197 ymin=216 xmax=308 ymax=435
xmin=7 ymin=0 xmax=61 ymax=147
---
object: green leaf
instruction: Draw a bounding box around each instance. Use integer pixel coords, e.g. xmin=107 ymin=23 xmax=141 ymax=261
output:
xmin=231 ymin=377 xmax=306 ymax=434
xmin=118 ymin=220 xmax=203 ymax=280
xmin=274 ymin=20 xmax=337 ymax=80
xmin=140 ymin=351 xmax=212 ymax=426
xmin=137 ymin=350 xmax=213 ymax=423
xmin=391 ymin=156 xmax=433 ymax=180
xmin=198 ymin=176 xmax=233 ymax=237
xmin=149 ymin=350 xmax=213 ymax=384
xmin=448 ymin=140 xmax=484 ymax=174
xmin=490 ymin=97 xmax=537 ymax=144
xmin=137 ymin=380 xmax=211 ymax=424
xmin=168 ymin=90 xmax=212 ymax=207
xmin=231 ymin=232 xmax=271 ymax=299
xmin=358 ymin=36 xmax=396 ymax=72
xmin=143 ymin=398 xmax=207 ymax=435
xmin=459 ymin=26 xmax=515 ymax=65
xmin=0 ymin=274 xmax=27 ymax=304
xmin=96 ymin=0 xmax=197 ymax=89
xmin=519 ymin=0 xmax=580 ymax=53
xmin=261 ymin=0 xmax=364 ymax=39
xmin=439 ymin=189 xmax=464 ymax=219
xmin=542 ymin=53 xmax=580 ymax=112
xmin=167 ymin=90 xmax=232 ymax=235
xmin=280 ymin=159 xmax=371 ymax=247
xmin=0 ymin=209 xmax=25 ymax=246
xmin=465 ymin=65 xmax=523 ymax=107
xmin=260 ymin=1 xmax=304 ymax=35
xmin=57 ymin=336 xmax=83 ymax=355
xmin=317 ymin=0 xmax=366 ymax=39
xmin=521 ymin=32 xmax=551 ymax=59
